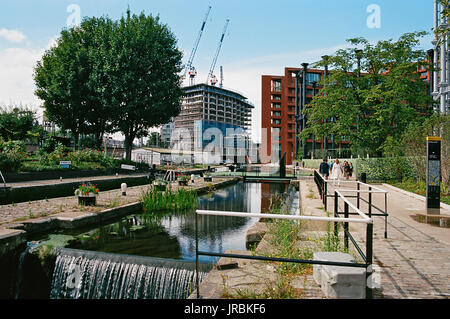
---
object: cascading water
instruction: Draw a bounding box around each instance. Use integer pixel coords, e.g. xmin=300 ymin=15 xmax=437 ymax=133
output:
xmin=50 ymin=248 xmax=209 ymax=299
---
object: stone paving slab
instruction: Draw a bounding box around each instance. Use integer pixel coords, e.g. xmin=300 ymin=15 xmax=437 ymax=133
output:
xmin=3 ymin=173 xmax=148 ymax=188
xmin=322 ymin=180 xmax=450 ymax=299
xmin=0 ymin=177 xmax=236 ymax=229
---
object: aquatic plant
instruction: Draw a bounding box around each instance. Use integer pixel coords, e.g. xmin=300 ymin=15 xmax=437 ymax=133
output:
xmin=139 ymin=187 xmax=198 ymax=212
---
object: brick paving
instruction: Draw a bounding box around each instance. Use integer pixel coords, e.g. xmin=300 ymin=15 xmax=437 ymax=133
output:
xmin=323 ymin=180 xmax=450 ymax=299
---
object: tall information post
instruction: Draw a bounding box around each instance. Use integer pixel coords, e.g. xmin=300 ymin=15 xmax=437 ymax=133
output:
xmin=426 ymin=136 xmax=441 ymax=215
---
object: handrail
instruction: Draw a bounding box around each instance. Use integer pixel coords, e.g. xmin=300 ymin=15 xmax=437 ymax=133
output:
xmin=314 ymin=169 xmax=389 ymax=239
xmin=195 ymin=183 xmax=376 ymax=299
xmin=196 ymin=209 xmax=372 ymax=224
xmin=0 ymin=170 xmax=6 ymax=188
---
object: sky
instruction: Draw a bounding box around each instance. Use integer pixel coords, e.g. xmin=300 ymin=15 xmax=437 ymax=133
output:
xmin=0 ymin=0 xmax=435 ymax=143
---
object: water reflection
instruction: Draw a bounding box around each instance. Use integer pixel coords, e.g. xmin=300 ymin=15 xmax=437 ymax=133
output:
xmin=43 ymin=182 xmax=289 ymax=263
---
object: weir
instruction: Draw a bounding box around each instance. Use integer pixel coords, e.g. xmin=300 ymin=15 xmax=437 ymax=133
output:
xmin=50 ymin=248 xmax=210 ymax=299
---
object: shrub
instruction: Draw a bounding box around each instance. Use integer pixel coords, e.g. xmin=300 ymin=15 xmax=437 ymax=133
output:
xmin=356 ymin=157 xmax=418 ymax=181
xmin=0 ymin=139 xmax=26 ymax=172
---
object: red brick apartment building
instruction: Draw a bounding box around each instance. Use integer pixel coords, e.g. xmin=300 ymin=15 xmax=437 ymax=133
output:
xmin=262 ymin=67 xmax=327 ymax=165
xmin=262 ymin=64 xmax=432 ymax=166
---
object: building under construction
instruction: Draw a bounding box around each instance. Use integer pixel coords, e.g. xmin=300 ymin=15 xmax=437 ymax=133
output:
xmin=167 ymin=6 xmax=256 ymax=164
xmin=171 ymin=83 xmax=254 ymax=164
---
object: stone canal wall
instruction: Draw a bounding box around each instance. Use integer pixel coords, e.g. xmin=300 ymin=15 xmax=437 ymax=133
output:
xmin=0 ymin=177 xmax=240 ymax=255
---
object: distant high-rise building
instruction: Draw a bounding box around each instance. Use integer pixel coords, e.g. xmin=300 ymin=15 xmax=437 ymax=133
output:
xmin=160 ymin=120 xmax=174 ymax=146
xmin=172 ymin=84 xmax=254 ymax=164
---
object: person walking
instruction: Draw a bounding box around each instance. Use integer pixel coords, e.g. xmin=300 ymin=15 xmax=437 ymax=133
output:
xmin=319 ymin=158 xmax=330 ymax=180
xmin=343 ymin=161 xmax=351 ymax=180
xmin=329 ymin=159 xmax=344 ymax=186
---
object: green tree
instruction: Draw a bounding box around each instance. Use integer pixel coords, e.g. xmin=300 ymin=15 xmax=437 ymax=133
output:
xmin=301 ymin=32 xmax=435 ymax=156
xmin=34 ymin=10 xmax=183 ymax=158
xmin=402 ymin=114 xmax=450 ymax=192
xmin=0 ymin=106 xmax=37 ymax=141
xmin=34 ymin=24 xmax=92 ymax=149
xmin=104 ymin=10 xmax=183 ymax=159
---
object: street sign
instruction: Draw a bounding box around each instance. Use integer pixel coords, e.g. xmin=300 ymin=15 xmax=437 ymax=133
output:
xmin=426 ymin=136 xmax=441 ymax=214
xmin=60 ymin=161 xmax=71 ymax=168
xmin=121 ymin=164 xmax=136 ymax=171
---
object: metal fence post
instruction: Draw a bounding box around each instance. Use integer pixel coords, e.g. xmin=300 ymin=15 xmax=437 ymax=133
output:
xmin=195 ymin=212 xmax=200 ymax=299
xmin=334 ymin=191 xmax=338 ymax=237
xmin=324 ymin=181 xmax=328 ymax=212
xmin=357 ymin=182 xmax=360 ymax=209
xmin=344 ymin=202 xmax=349 ymax=251
xmin=366 ymin=222 xmax=373 ymax=299
xmin=368 ymin=186 xmax=372 ymax=218
xmin=384 ymin=192 xmax=388 ymax=239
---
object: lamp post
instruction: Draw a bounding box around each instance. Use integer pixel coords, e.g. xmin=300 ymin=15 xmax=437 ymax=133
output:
xmin=294 ymin=71 xmax=302 ymax=161
xmin=301 ymin=63 xmax=309 ymax=159
xmin=355 ymin=49 xmax=363 ymax=138
xmin=321 ymin=55 xmax=329 ymax=155
xmin=311 ymin=81 xmax=317 ymax=159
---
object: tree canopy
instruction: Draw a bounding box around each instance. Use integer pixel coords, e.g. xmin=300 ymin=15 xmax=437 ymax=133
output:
xmin=34 ymin=9 xmax=183 ymax=158
xmin=0 ymin=106 xmax=38 ymax=141
xmin=301 ymin=31 xmax=435 ymax=156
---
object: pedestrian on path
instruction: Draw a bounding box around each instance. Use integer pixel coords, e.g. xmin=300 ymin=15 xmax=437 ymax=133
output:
xmin=329 ymin=159 xmax=344 ymax=186
xmin=319 ymin=158 xmax=330 ymax=180
xmin=343 ymin=161 xmax=353 ymax=180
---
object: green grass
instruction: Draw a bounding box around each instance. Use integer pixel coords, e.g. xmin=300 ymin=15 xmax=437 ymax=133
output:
xmin=389 ymin=179 xmax=450 ymax=205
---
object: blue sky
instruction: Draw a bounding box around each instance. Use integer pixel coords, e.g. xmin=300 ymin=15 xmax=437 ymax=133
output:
xmin=0 ymin=0 xmax=435 ymax=142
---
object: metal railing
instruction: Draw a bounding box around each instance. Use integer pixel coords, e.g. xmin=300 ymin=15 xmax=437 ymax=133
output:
xmin=211 ymin=165 xmax=298 ymax=180
xmin=194 ymin=191 xmax=376 ymax=298
xmin=314 ymin=170 xmax=389 ymax=238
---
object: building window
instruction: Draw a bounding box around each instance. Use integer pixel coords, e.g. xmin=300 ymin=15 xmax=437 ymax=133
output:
xmin=272 ymin=119 xmax=281 ymax=125
xmin=271 ymin=103 xmax=281 ymax=109
xmin=272 ymin=111 xmax=281 ymax=117
xmin=272 ymin=94 xmax=281 ymax=100
xmin=306 ymin=72 xmax=320 ymax=85
xmin=271 ymin=79 xmax=282 ymax=92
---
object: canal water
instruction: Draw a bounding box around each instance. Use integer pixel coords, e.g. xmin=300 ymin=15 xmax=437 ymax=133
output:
xmin=6 ymin=181 xmax=291 ymax=299
xmin=35 ymin=181 xmax=289 ymax=264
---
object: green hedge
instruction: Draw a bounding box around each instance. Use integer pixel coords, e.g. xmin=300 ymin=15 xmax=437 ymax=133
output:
xmin=303 ymin=157 xmax=422 ymax=182
xmin=356 ymin=157 xmax=419 ymax=181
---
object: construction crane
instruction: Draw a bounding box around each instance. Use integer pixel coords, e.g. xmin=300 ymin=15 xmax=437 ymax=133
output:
xmin=183 ymin=6 xmax=212 ymax=86
xmin=206 ymin=19 xmax=229 ymax=86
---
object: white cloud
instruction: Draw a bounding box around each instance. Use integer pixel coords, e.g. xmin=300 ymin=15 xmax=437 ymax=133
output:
xmin=0 ymin=28 xmax=27 ymax=43
xmin=0 ymin=47 xmax=45 ymax=118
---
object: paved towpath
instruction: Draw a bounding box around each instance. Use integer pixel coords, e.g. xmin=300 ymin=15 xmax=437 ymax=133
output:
xmin=323 ymin=180 xmax=450 ymax=299
xmin=3 ymin=173 xmax=148 ymax=188
xmin=0 ymin=177 xmax=232 ymax=229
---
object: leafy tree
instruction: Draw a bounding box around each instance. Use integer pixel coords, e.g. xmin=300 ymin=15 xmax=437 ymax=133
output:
xmin=34 ymin=10 xmax=183 ymax=158
xmin=34 ymin=25 xmax=92 ymax=149
xmin=0 ymin=106 xmax=38 ymax=141
xmin=402 ymin=114 xmax=450 ymax=192
xmin=301 ymin=32 xmax=435 ymax=156
xmin=104 ymin=10 xmax=183 ymax=159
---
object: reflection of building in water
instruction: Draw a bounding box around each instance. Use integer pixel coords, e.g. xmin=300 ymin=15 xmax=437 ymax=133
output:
xmin=246 ymin=183 xmax=261 ymax=214
xmin=261 ymin=182 xmax=289 ymax=213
